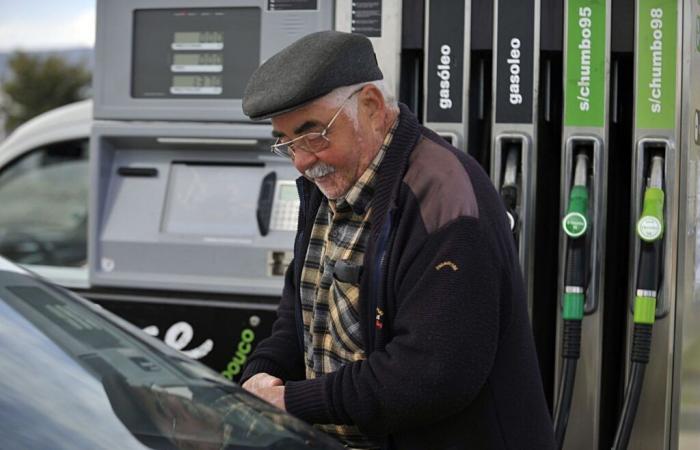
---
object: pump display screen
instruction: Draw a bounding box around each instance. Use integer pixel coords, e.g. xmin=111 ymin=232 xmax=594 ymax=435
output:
xmin=171 ymin=75 xmax=223 ymax=95
xmin=162 ymin=164 xmax=262 ymax=238
xmin=132 ymin=8 xmax=260 ymax=99
xmin=173 ymin=31 xmax=224 ymax=49
xmin=172 ymin=53 xmax=223 ymax=72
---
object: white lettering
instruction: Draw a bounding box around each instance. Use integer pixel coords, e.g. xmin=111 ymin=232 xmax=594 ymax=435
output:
xmin=648 ymin=8 xmax=664 ymax=114
xmin=145 ymin=321 xmax=214 ymax=360
xmin=437 ymin=44 xmax=453 ymax=109
xmin=508 ymin=38 xmax=522 ymax=105
xmin=577 ymin=7 xmax=592 ymax=112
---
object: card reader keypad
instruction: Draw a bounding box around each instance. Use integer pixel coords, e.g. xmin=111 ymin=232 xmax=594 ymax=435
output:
xmin=270 ymin=181 xmax=300 ymax=231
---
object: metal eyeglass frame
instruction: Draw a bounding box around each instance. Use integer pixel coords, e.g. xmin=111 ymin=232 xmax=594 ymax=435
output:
xmin=270 ymin=88 xmax=362 ymax=159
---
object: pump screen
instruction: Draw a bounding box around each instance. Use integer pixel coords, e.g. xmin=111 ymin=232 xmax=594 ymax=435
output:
xmin=162 ymin=164 xmax=262 ymax=238
xmin=132 ymin=8 xmax=260 ymax=99
xmin=173 ymin=32 xmax=224 ymax=49
xmin=172 ymin=53 xmax=223 ymax=73
xmin=171 ymin=75 xmax=223 ymax=95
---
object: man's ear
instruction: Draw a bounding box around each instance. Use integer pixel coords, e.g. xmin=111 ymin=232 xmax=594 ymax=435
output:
xmin=358 ymin=84 xmax=387 ymax=131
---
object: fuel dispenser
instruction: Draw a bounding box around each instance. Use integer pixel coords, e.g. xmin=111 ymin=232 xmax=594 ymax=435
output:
xmin=490 ymin=0 xmax=541 ymax=315
xmin=611 ymin=1 xmax=682 ymax=448
xmin=88 ymin=0 xmax=404 ymax=381
xmin=553 ymin=1 xmax=611 ymax=449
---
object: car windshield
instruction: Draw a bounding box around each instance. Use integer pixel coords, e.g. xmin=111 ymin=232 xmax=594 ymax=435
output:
xmin=0 ymin=268 xmax=340 ymax=450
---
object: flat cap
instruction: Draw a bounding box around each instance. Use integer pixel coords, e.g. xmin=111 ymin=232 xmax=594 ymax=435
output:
xmin=242 ymin=30 xmax=383 ymax=120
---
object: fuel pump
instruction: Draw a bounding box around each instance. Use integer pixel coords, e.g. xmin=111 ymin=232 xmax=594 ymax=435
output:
xmin=553 ymin=2 xmax=611 ymax=449
xmin=614 ymin=1 xmax=681 ymax=448
xmin=490 ymin=0 xmax=540 ymax=314
xmin=612 ymin=155 xmax=664 ymax=450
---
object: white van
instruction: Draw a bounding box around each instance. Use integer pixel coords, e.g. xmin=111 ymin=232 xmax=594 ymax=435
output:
xmin=0 ymin=100 xmax=92 ymax=288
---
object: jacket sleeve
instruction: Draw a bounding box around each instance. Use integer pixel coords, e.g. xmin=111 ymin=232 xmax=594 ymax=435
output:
xmin=240 ymin=260 xmax=306 ymax=384
xmin=283 ymin=217 xmax=507 ymax=434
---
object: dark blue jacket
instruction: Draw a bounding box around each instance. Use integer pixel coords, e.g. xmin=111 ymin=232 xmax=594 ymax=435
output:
xmin=242 ymin=104 xmax=555 ymax=450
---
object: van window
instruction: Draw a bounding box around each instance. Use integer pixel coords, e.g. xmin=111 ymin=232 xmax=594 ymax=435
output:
xmin=0 ymin=139 xmax=88 ymax=267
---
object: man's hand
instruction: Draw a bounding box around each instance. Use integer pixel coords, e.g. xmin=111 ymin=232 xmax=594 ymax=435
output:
xmin=242 ymin=373 xmax=286 ymax=411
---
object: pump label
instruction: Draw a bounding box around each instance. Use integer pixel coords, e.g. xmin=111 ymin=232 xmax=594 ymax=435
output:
xmin=635 ymin=0 xmax=677 ymax=130
xmin=637 ymin=216 xmax=663 ymax=241
xmin=495 ymin=0 xmax=535 ymax=124
xmin=426 ymin=0 xmax=465 ymax=123
xmin=563 ymin=212 xmax=588 ymax=237
xmin=564 ymin=1 xmax=607 ymax=128
xmin=351 ymin=0 xmax=382 ymax=38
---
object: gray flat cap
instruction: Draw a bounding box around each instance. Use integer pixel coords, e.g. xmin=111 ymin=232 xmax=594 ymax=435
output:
xmin=242 ymin=30 xmax=383 ymax=120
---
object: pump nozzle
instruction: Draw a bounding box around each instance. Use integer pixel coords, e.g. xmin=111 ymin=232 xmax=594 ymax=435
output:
xmin=561 ymin=151 xmax=590 ymax=319
xmin=648 ymin=155 xmax=663 ymax=189
xmin=504 ymin=146 xmax=518 ymax=187
xmin=636 ymin=156 xmax=665 ymax=243
xmin=554 ymin=151 xmax=590 ymax=448
xmin=562 ymin=154 xmax=589 ymax=239
xmin=612 ymin=154 xmax=666 ymax=450
xmin=573 ymin=153 xmax=588 ymax=187
xmin=500 ymin=143 xmax=520 ymax=237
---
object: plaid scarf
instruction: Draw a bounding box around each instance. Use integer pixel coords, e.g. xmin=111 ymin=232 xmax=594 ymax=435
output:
xmin=299 ymin=121 xmax=397 ymax=449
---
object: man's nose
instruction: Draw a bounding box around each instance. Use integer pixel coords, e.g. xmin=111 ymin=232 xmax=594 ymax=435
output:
xmin=292 ymin=148 xmax=318 ymax=174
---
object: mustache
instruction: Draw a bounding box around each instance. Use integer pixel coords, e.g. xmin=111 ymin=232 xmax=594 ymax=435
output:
xmin=305 ymin=162 xmax=336 ymax=179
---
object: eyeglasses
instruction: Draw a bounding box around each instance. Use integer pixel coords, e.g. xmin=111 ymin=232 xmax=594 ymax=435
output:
xmin=270 ymin=89 xmax=362 ymax=159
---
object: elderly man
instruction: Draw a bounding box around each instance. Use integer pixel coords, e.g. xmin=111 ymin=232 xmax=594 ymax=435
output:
xmin=240 ymin=31 xmax=555 ymax=450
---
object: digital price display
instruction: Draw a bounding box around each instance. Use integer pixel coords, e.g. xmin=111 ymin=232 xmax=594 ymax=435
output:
xmin=171 ymin=75 xmax=223 ymax=95
xmin=172 ymin=31 xmax=224 ymax=50
xmin=132 ymin=8 xmax=260 ymax=99
xmin=171 ymin=53 xmax=223 ymax=73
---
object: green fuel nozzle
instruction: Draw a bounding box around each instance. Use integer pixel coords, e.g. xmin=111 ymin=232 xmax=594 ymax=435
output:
xmin=634 ymin=155 xmax=665 ymax=326
xmin=636 ymin=156 xmax=665 ymax=243
xmin=562 ymin=154 xmax=590 ymax=239
xmin=562 ymin=153 xmax=590 ymax=321
xmin=554 ymin=154 xmax=590 ymax=448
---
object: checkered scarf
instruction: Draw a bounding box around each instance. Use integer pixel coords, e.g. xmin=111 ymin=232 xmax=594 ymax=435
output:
xmin=299 ymin=121 xmax=397 ymax=449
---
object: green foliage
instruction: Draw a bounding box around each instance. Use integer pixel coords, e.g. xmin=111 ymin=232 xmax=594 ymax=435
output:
xmin=1 ymin=51 xmax=91 ymax=133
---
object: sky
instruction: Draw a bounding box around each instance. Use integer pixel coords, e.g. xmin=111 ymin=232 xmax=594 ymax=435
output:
xmin=0 ymin=0 xmax=95 ymax=51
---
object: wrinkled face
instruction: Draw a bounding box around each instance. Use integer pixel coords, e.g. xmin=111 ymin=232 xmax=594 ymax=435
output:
xmin=271 ymin=89 xmax=381 ymax=199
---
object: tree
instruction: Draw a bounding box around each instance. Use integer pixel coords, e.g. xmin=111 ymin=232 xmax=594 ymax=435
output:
xmin=1 ymin=51 xmax=91 ymax=133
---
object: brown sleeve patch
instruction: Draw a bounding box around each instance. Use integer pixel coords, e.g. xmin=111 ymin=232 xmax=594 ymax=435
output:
xmin=403 ymin=137 xmax=479 ymax=234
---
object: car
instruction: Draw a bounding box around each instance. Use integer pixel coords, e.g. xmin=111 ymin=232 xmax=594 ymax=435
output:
xmin=0 ymin=255 xmax=343 ymax=450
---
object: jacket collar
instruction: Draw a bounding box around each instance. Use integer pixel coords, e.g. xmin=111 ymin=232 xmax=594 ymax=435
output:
xmin=367 ymin=103 xmax=421 ymax=239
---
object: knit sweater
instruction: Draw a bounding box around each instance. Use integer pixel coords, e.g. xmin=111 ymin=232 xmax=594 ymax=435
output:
xmin=241 ymin=104 xmax=556 ymax=450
